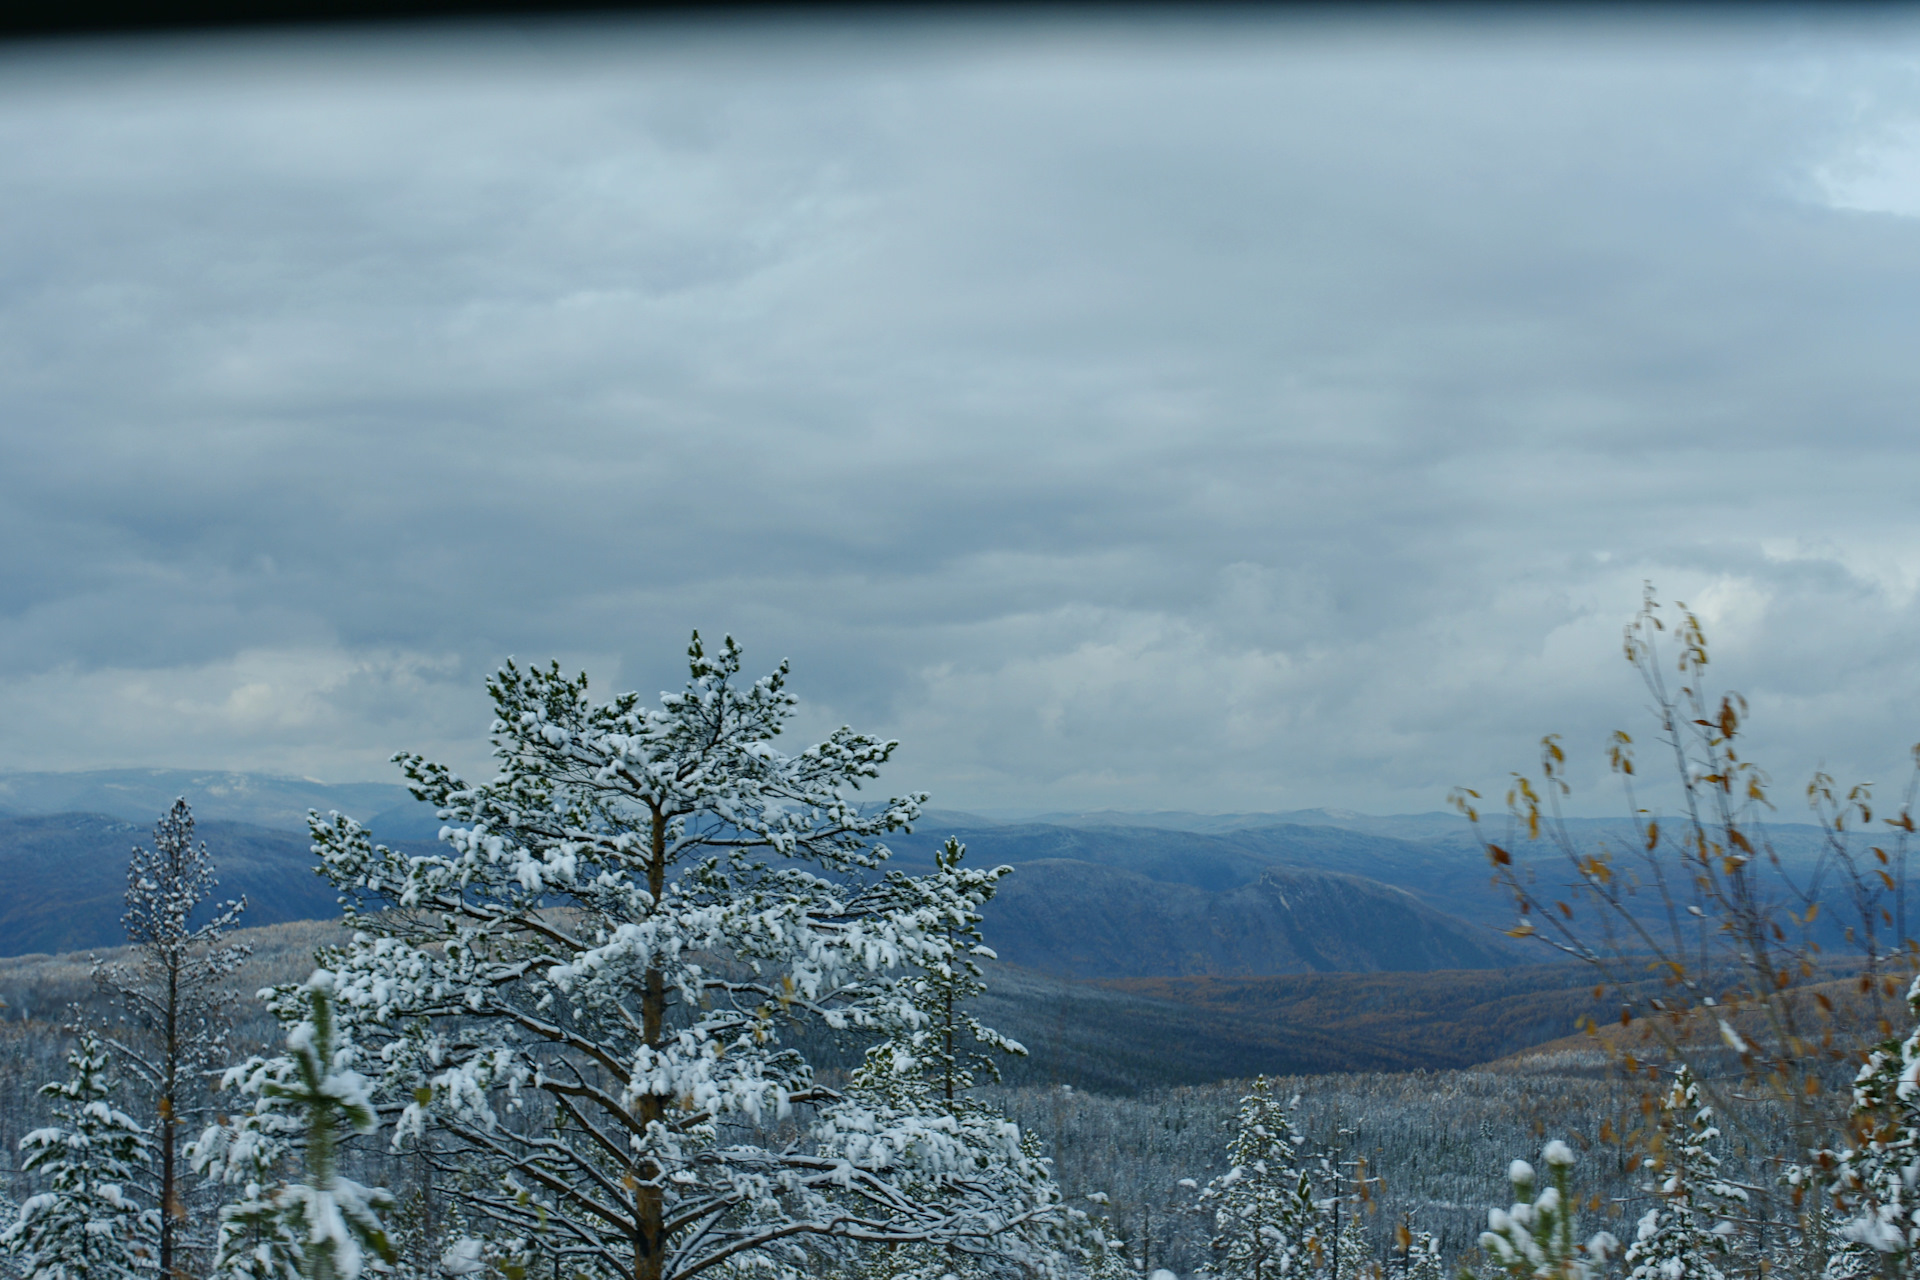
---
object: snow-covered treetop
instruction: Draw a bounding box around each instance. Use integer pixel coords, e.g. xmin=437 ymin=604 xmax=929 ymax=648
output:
xmin=290 ymin=639 xmax=1070 ymax=1280
xmin=387 ymin=634 xmax=924 ymax=893
xmin=2 ymin=1034 xmax=158 ymax=1280
xmin=1481 ymin=1142 xmax=1617 ymax=1280
xmin=122 ymin=798 xmax=245 ymax=954
xmin=191 ymin=971 xmax=394 ymax=1280
xmin=852 ymin=837 xmax=1025 ymax=1107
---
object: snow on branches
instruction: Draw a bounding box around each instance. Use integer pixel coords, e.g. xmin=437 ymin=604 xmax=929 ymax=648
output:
xmin=94 ymin=797 xmax=250 ymax=1280
xmin=1199 ymin=1076 xmax=1327 ymax=1280
xmin=1 ymin=1034 xmax=159 ymax=1280
xmin=1820 ymin=969 xmax=1920 ymax=1269
xmin=1478 ymin=1142 xmax=1617 ymax=1280
xmin=1623 ymin=1068 xmax=1742 ymax=1280
xmin=850 ymin=837 xmax=1027 ymax=1108
xmin=298 ymin=635 xmax=1073 ymax=1280
xmin=191 ymin=971 xmax=395 ymax=1280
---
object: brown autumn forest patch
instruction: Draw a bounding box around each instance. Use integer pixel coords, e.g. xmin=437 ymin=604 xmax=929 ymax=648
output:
xmin=1487 ymin=967 xmax=1912 ymax=1078
xmin=1096 ymin=962 xmax=1912 ymax=1072
xmin=1093 ymin=965 xmax=1624 ymax=1068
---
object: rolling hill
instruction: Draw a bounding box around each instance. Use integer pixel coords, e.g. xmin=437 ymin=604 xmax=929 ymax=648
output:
xmin=0 ymin=768 xmax=437 ymax=836
xmin=883 ymin=819 xmax=1516 ymax=929
xmin=979 ymin=858 xmax=1512 ymax=977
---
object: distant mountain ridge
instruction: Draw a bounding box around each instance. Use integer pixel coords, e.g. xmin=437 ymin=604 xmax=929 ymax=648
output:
xmin=0 ymin=770 xmax=1533 ymax=976
xmin=0 ymin=768 xmax=439 ymax=836
xmin=0 ymin=918 xmax=1611 ymax=1091
xmin=979 ymin=859 xmax=1512 ymax=977
xmin=2 ymin=771 xmax=1869 ymax=973
xmin=1032 ymin=807 xmax=1474 ymax=841
xmin=0 ymin=812 xmax=348 ymax=956
xmin=0 ymin=809 xmax=1517 ymax=973
xmin=880 ymin=820 xmax=1512 ymax=929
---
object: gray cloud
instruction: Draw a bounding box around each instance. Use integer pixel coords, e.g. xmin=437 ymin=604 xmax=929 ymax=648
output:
xmin=5 ymin=15 xmax=1920 ymax=814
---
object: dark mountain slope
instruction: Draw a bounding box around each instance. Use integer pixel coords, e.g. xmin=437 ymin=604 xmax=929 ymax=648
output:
xmin=1096 ymin=967 xmax=1620 ymax=1068
xmin=982 ymin=859 xmax=1513 ymax=977
xmin=1 ymin=925 xmax=1602 ymax=1093
xmin=885 ymin=823 xmax=1277 ymax=892
xmin=1034 ymin=807 xmax=1471 ymax=841
xmin=0 ymin=813 xmax=360 ymax=957
xmin=886 ymin=821 xmax=1504 ymax=925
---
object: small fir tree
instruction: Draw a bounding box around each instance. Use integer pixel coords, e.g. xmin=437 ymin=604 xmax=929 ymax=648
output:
xmin=0 ymin=1034 xmax=159 ymax=1280
xmin=190 ymin=971 xmax=394 ymax=1280
xmin=1818 ymin=970 xmax=1920 ymax=1274
xmin=1331 ymin=1190 xmax=1374 ymax=1280
xmin=850 ymin=838 xmax=1027 ymax=1108
xmin=1478 ymin=1143 xmax=1617 ymax=1280
xmin=1623 ymin=1068 xmax=1743 ymax=1280
xmin=1403 ymin=1228 xmax=1443 ymax=1280
xmin=1199 ymin=1077 xmax=1328 ymax=1280
xmin=845 ymin=839 xmax=1103 ymax=1280
xmin=95 ymin=797 xmax=249 ymax=1280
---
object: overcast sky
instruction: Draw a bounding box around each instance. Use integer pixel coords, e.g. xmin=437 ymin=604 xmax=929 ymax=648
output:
xmin=5 ymin=11 xmax=1920 ymax=815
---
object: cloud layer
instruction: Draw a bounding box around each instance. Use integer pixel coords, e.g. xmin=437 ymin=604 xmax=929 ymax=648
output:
xmin=6 ymin=14 xmax=1920 ymax=814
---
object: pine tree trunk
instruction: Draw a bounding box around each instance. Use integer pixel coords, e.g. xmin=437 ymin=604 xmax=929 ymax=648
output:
xmin=635 ymin=808 xmax=669 ymax=1280
xmin=160 ymin=914 xmax=182 ymax=1280
xmin=942 ymin=957 xmax=955 ymax=1105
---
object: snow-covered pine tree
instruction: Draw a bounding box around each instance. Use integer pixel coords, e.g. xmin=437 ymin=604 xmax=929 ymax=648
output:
xmin=1199 ymin=1077 xmax=1327 ymax=1280
xmin=1401 ymin=1228 xmax=1442 ymax=1280
xmin=1330 ymin=1191 xmax=1373 ymax=1280
xmin=95 ymin=797 xmax=250 ymax=1280
xmin=1623 ymin=1068 xmax=1743 ymax=1280
xmin=1477 ymin=1142 xmax=1617 ymax=1280
xmin=844 ymin=838 xmax=1104 ymax=1280
xmin=852 ymin=838 xmax=1027 ymax=1106
xmin=296 ymin=637 xmax=1071 ymax=1280
xmin=1819 ymin=971 xmax=1920 ymax=1273
xmin=190 ymin=971 xmax=395 ymax=1280
xmin=1 ymin=1034 xmax=159 ymax=1280
xmin=0 ymin=1190 xmax=16 ymax=1280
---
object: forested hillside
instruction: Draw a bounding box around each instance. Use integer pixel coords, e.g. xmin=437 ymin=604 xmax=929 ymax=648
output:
xmin=979 ymin=860 xmax=1511 ymax=976
xmin=0 ymin=813 xmax=415 ymax=956
xmin=0 ymin=921 xmax=1589 ymax=1092
xmin=2 ymin=789 xmax=1883 ymax=976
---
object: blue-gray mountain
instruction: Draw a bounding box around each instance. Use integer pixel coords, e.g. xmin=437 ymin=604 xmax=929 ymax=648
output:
xmin=0 ymin=812 xmax=362 ymax=956
xmin=0 ymin=768 xmax=434 ymax=837
xmin=0 ymin=808 xmax=1515 ymax=970
xmin=0 ymin=772 xmax=1876 ymax=972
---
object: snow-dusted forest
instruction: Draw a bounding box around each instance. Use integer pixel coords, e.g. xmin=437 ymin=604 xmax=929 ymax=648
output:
xmin=3 ymin=611 xmax=1919 ymax=1280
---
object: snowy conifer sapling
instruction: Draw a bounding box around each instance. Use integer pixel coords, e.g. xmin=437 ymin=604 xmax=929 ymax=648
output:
xmin=1822 ymin=970 xmax=1920 ymax=1270
xmin=844 ymin=838 xmax=1091 ymax=1280
xmin=1623 ymin=1068 xmax=1742 ymax=1280
xmin=1 ymin=1034 xmax=159 ymax=1280
xmin=191 ymin=971 xmax=395 ymax=1280
xmin=1478 ymin=1142 xmax=1616 ymax=1280
xmin=295 ymin=637 xmax=1070 ymax=1280
xmin=1200 ymin=1077 xmax=1327 ymax=1280
xmin=850 ymin=837 xmax=1027 ymax=1108
xmin=96 ymin=798 xmax=249 ymax=1280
